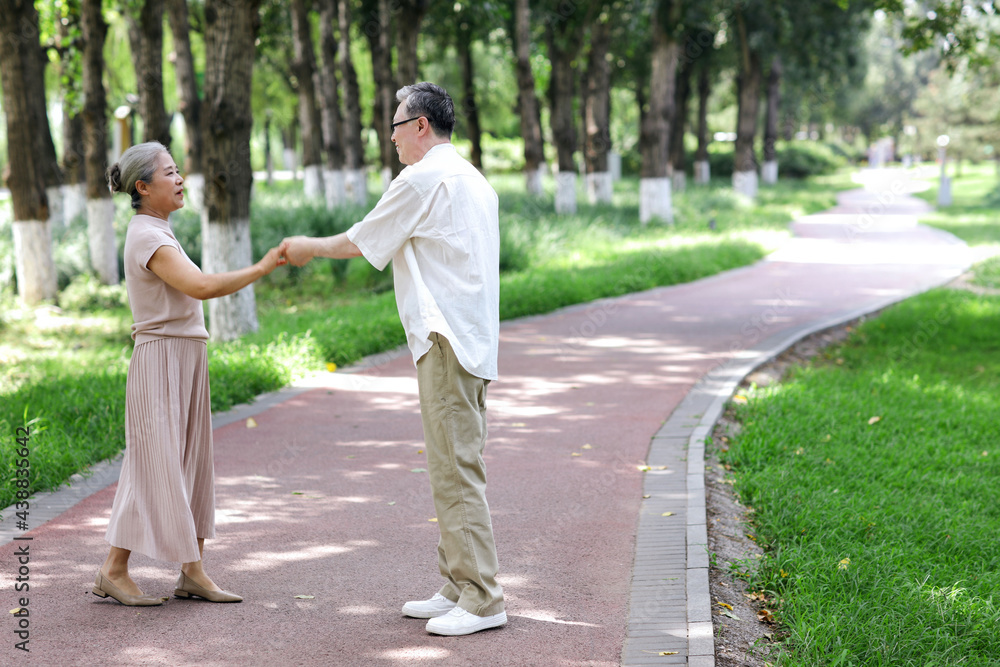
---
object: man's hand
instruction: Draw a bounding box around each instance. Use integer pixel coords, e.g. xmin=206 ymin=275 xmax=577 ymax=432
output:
xmin=282 ymin=236 xmax=315 ymax=267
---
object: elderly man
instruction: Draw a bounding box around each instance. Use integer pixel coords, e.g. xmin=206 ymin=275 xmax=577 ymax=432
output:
xmin=282 ymin=82 xmax=505 ymax=637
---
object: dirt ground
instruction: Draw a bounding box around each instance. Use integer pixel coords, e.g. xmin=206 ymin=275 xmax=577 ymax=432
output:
xmin=705 ymin=318 xmax=862 ymax=667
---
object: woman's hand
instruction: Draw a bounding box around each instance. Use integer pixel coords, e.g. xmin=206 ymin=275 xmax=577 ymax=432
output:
xmin=257 ymin=241 xmax=290 ymax=275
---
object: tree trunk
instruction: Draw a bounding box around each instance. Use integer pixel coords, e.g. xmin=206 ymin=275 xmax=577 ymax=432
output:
xmin=669 ymin=57 xmax=692 ymax=194
xmin=514 ymin=0 xmax=544 ymax=195
xmin=584 ymin=9 xmax=612 ymax=204
xmin=0 ymin=0 xmax=58 ymax=303
xmin=457 ymin=15 xmax=483 ymax=171
xmin=639 ymin=2 xmax=679 ymax=224
xmin=127 ymin=0 xmax=171 ymax=147
xmin=318 ymin=0 xmax=345 ymax=209
xmin=166 ymin=0 xmax=204 ymax=210
xmin=694 ymin=54 xmax=711 ymax=185
xmin=292 ymin=0 xmax=325 ymax=200
xmin=59 ymin=4 xmax=87 ymax=225
xmin=762 ymin=54 xmax=781 ymax=185
xmin=545 ymin=9 xmax=588 ymax=215
xmin=339 ymin=0 xmax=367 ymax=204
xmin=202 ymin=0 xmax=262 ymax=341
xmin=396 ymin=0 xmax=429 ymax=86
xmin=26 ymin=16 xmax=65 ymax=231
xmin=733 ymin=11 xmax=762 ymax=198
xmin=82 ymin=0 xmax=118 ymax=285
xmin=363 ymin=0 xmax=399 ymax=187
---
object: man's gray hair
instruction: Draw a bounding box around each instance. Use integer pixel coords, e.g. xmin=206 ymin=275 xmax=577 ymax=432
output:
xmin=396 ymin=82 xmax=456 ymax=138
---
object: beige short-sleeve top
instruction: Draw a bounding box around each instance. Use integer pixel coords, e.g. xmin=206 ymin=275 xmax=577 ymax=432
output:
xmin=124 ymin=214 xmax=209 ymax=344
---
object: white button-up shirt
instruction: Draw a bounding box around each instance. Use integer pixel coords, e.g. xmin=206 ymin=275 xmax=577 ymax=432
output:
xmin=347 ymin=143 xmax=500 ymax=380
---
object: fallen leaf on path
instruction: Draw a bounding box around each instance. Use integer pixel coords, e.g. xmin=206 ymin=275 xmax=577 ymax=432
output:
xmin=9 ymin=608 xmax=20 ymax=614
xmin=716 ymin=601 xmax=733 ymax=611
xmin=732 ymin=395 xmax=748 ymax=404
xmin=757 ymin=608 xmax=775 ymax=623
xmin=582 ymin=444 xmax=593 ymax=449
xmin=294 ymin=595 xmax=315 ymax=599
xmin=642 ymin=494 xmax=651 ymax=499
xmin=720 ymin=610 xmax=741 ymax=620
xmin=662 ymin=512 xmax=675 ymax=517
xmin=387 ymin=502 xmax=396 ymax=506
xmin=571 ymin=452 xmax=582 ymax=457
xmin=641 ymin=651 xmax=679 ymax=655
xmin=428 ymin=518 xmax=438 ymax=522
xmin=637 ymin=465 xmax=651 ymax=472
xmin=246 ymin=418 xmax=257 ymax=428
xmin=411 ymin=468 xmax=427 ymax=473
xmin=511 ymin=423 xmax=526 ymax=427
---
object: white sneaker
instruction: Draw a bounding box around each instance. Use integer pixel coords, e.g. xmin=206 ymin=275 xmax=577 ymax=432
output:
xmin=425 ymin=607 xmax=507 ymax=636
xmin=402 ymin=593 xmax=457 ymax=619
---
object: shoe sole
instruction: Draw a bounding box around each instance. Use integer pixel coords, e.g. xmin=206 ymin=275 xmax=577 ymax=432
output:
xmin=426 ymin=611 xmax=507 ymax=636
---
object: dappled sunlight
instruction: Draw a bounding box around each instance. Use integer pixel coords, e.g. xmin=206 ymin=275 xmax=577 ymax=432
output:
xmin=376 ymin=646 xmax=452 ymax=661
xmin=338 ymin=605 xmax=381 ymax=615
xmin=309 ymin=372 xmax=419 ymax=395
xmin=239 ymin=541 xmax=372 ymax=566
xmin=513 ymin=609 xmax=602 ymax=628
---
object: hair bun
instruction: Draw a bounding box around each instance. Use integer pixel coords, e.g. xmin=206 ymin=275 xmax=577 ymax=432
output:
xmin=106 ymin=163 xmax=122 ymax=193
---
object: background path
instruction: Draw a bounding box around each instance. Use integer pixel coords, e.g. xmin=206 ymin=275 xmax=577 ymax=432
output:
xmin=0 ymin=170 xmax=969 ymax=666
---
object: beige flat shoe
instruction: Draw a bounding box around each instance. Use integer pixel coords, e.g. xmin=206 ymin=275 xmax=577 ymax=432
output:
xmin=92 ymin=571 xmax=167 ymax=606
xmin=174 ymin=572 xmax=242 ymax=603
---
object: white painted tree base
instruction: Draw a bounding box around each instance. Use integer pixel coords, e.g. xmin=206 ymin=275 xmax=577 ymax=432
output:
xmin=694 ymin=160 xmax=710 ymax=185
xmin=555 ymin=171 xmax=577 ymax=215
xmin=201 ymin=214 xmax=258 ymax=341
xmin=183 ymin=173 xmax=205 ymax=213
xmin=639 ymin=178 xmax=673 ymax=225
xmin=609 ymin=152 xmax=622 ymax=181
xmin=733 ymin=170 xmax=758 ymax=199
xmin=62 ymin=183 xmax=86 ymax=225
xmin=525 ymin=166 xmax=544 ymax=196
xmin=87 ymin=198 xmax=119 ymax=285
xmin=46 ymin=186 xmax=64 ymax=230
xmin=671 ymin=171 xmax=686 ymax=194
xmin=345 ymin=168 xmax=368 ymax=206
xmin=324 ymin=169 xmax=346 ymax=209
xmin=586 ymin=171 xmax=613 ymax=204
xmin=303 ymin=165 xmax=324 ymax=200
xmin=12 ymin=219 xmax=57 ymax=304
xmin=762 ymin=161 xmax=778 ymax=185
xmin=283 ymin=149 xmax=297 ymax=176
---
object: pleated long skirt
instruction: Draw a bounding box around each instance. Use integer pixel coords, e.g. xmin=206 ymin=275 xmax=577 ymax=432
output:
xmin=105 ymin=337 xmax=216 ymax=563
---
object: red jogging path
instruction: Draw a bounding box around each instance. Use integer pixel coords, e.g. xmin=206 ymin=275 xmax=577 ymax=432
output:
xmin=0 ymin=170 xmax=970 ymax=666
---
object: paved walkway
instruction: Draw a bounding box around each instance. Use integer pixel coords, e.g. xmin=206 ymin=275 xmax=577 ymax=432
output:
xmin=0 ymin=169 xmax=970 ymax=666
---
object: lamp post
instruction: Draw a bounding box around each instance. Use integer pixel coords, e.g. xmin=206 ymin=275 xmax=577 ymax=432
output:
xmin=937 ymin=135 xmax=951 ymax=207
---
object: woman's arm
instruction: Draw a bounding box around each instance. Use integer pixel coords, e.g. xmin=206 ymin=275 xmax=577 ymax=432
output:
xmin=147 ymin=243 xmax=287 ymax=300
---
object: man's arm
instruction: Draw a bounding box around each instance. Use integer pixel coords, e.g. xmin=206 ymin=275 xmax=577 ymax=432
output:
xmin=283 ymin=232 xmax=363 ymax=267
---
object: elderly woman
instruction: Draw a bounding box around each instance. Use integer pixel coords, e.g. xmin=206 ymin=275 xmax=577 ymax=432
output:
xmin=94 ymin=141 xmax=286 ymax=606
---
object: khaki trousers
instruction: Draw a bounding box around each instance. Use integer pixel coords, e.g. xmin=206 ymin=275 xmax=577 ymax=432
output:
xmin=416 ymin=332 xmax=504 ymax=617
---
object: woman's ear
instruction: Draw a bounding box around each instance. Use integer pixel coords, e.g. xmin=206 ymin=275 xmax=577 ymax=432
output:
xmin=135 ymin=180 xmax=149 ymax=196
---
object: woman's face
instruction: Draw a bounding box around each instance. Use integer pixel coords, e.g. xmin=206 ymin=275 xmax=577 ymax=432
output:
xmin=137 ymin=152 xmax=185 ymax=214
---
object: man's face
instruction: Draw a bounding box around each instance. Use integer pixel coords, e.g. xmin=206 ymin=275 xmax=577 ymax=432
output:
xmin=390 ymin=102 xmax=422 ymax=166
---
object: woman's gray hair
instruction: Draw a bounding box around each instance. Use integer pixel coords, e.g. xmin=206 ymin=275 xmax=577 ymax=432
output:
xmin=396 ymin=82 xmax=455 ymax=138
xmin=106 ymin=141 xmax=170 ymax=210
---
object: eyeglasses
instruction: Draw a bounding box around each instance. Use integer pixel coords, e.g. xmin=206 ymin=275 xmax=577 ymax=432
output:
xmin=390 ymin=116 xmax=423 ymax=133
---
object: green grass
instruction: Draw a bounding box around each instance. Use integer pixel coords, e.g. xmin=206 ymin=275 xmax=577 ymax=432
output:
xmin=0 ymin=171 xmax=851 ymax=514
xmin=719 ymin=163 xmax=1000 ymax=666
